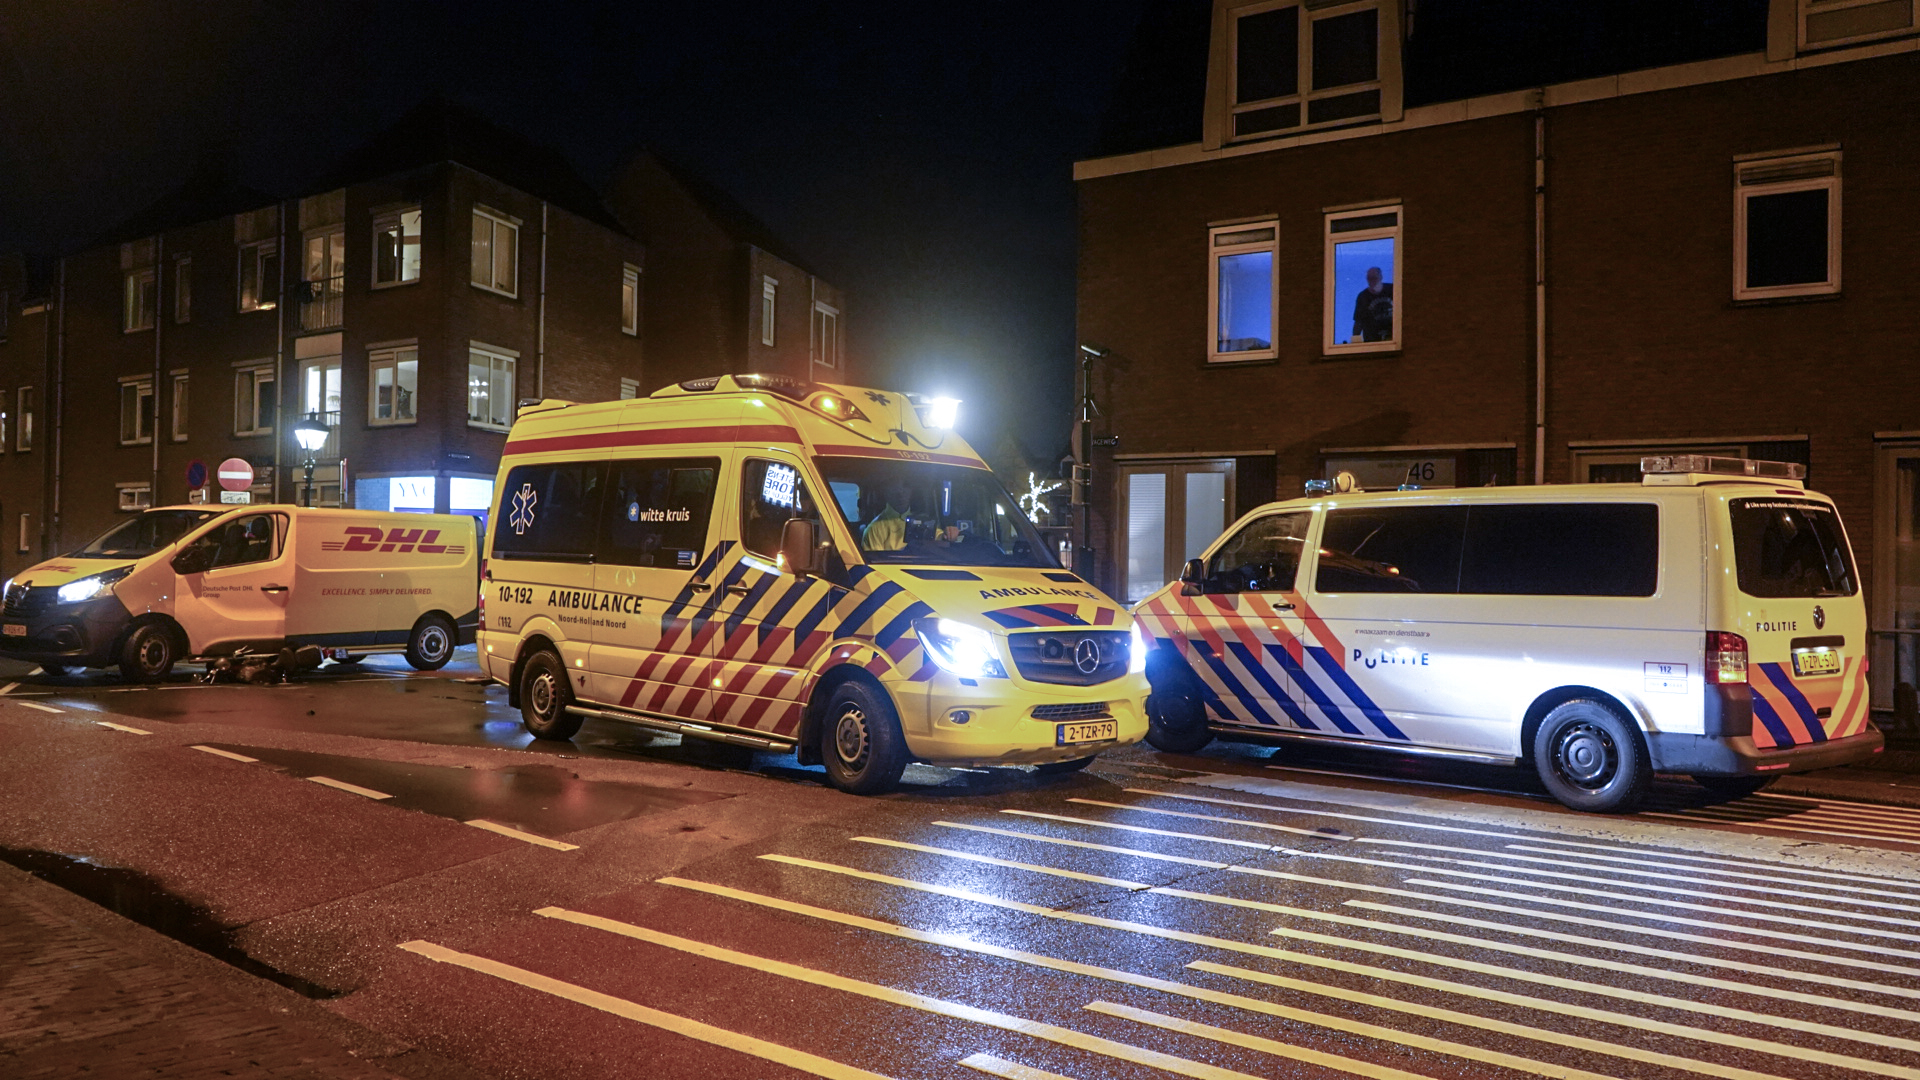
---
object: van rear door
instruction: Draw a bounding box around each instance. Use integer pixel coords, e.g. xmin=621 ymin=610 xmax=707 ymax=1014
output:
xmin=173 ymin=510 xmax=292 ymax=654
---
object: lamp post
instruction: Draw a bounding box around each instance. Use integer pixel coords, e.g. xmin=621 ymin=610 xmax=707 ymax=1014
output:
xmin=1074 ymin=343 xmax=1107 ymax=574
xmin=292 ymin=412 xmax=330 ymax=507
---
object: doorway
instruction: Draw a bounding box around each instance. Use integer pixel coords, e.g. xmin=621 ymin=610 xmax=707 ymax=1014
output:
xmin=1114 ymin=459 xmax=1235 ymax=604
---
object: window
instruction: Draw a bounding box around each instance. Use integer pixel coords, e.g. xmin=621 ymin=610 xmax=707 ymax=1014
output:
xmin=373 ymin=207 xmax=422 ymax=287
xmin=369 ymin=347 xmax=418 ymax=425
xmin=119 ymin=378 xmax=154 ymax=445
xmin=468 ymin=346 xmax=516 ymax=429
xmin=1735 ymin=150 xmax=1841 ymax=300
xmin=16 ymin=387 xmax=32 ymax=452
xmin=600 ymin=458 xmax=720 ymax=568
xmin=1325 ymin=205 xmax=1399 ymax=352
xmin=619 ymin=377 xmax=640 ymax=400
xmin=176 ymin=512 xmax=286 ymax=570
xmin=238 ymin=240 xmax=279 ymax=311
xmin=123 ymin=268 xmax=156 ymax=332
xmin=235 ymin=365 xmax=275 ymax=436
xmin=761 ymin=277 xmax=778 ymax=346
xmin=816 ymin=456 xmax=1056 ymax=568
xmin=470 ymin=207 xmax=519 ymax=296
xmin=1730 ymin=497 xmax=1857 ymax=598
xmin=1118 ymin=460 xmax=1235 ymax=602
xmin=1231 ymin=2 xmax=1382 ymax=141
xmin=117 ymin=483 xmax=153 ymax=512
xmin=17 ymin=513 xmax=29 ymax=555
xmin=299 ymin=229 xmax=345 ymax=331
xmin=622 ymin=264 xmax=640 ymax=335
xmin=1799 ymin=0 xmax=1919 ymax=51
xmin=1316 ymin=506 xmax=1465 ymax=593
xmin=1203 ymin=512 xmax=1311 ymax=593
xmin=490 ymin=462 xmax=604 ymax=560
xmin=740 ymin=458 xmax=823 ymax=559
xmin=173 ymin=256 xmax=191 ymax=323
xmin=1209 ymin=221 xmax=1277 ymax=361
xmin=811 ymin=302 xmax=840 ymax=368
xmin=1458 ymin=504 xmax=1659 ymax=596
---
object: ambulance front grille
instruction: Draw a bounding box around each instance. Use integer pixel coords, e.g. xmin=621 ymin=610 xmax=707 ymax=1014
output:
xmin=1031 ymin=702 xmax=1111 ymax=721
xmin=1008 ymin=630 xmax=1130 ymax=686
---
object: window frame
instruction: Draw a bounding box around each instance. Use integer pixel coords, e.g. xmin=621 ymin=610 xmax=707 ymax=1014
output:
xmin=123 ymin=267 xmax=156 ymax=333
xmin=1322 ymin=204 xmax=1402 ymax=355
xmin=761 ymin=276 xmax=778 ymax=347
xmin=1798 ymin=0 xmax=1919 ymax=51
xmin=116 ymin=483 xmax=153 ymax=513
xmin=173 ymin=255 xmax=191 ymax=323
xmin=1733 ymin=149 xmax=1842 ymax=301
xmin=1229 ymin=0 xmax=1384 ymax=143
xmin=469 ymin=206 xmax=520 ymax=298
xmin=367 ymin=345 xmax=420 ymax=427
xmin=234 ymin=363 xmax=276 ymax=437
xmin=16 ymin=386 xmax=33 ymax=453
xmin=811 ymin=301 xmax=840 ymax=369
xmin=618 ymin=377 xmax=640 ymax=400
xmin=1208 ymin=220 xmax=1280 ymax=363
xmin=118 ymin=377 xmax=154 ymax=446
xmin=467 ymin=344 xmax=518 ymax=431
xmin=237 ymin=239 xmax=279 ymax=312
xmin=621 ymin=264 xmax=640 ymax=336
xmin=168 ymin=374 xmax=186 ymax=443
xmin=371 ymin=205 xmax=423 ymax=289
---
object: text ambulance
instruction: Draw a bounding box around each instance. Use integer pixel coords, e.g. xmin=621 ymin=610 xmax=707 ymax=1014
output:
xmin=1135 ymin=456 xmax=1882 ymax=812
xmin=0 ymin=505 xmax=479 ymax=680
xmin=479 ymin=373 xmax=1148 ymax=794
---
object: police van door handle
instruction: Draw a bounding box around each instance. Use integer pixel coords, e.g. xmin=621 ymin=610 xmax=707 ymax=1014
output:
xmin=260 ymin=585 xmax=289 ymax=593
xmin=1272 ymin=602 xmax=1294 ymax=610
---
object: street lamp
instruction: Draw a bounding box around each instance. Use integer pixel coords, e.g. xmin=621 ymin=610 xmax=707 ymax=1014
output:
xmin=1075 ymin=343 xmax=1108 ymax=573
xmin=293 ymin=412 xmax=331 ymax=507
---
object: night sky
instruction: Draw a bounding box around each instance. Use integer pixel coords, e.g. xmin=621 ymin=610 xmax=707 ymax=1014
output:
xmin=0 ymin=1 xmax=1152 ymax=472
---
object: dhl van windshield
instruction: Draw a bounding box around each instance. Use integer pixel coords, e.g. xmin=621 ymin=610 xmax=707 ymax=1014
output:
xmin=1729 ymin=498 xmax=1857 ymax=598
xmin=816 ymin=457 xmax=1058 ymax=568
xmin=72 ymin=509 xmax=223 ymax=559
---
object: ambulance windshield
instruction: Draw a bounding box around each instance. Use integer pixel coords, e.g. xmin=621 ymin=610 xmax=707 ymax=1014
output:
xmin=816 ymin=457 xmax=1058 ymax=568
xmin=72 ymin=509 xmax=224 ymax=559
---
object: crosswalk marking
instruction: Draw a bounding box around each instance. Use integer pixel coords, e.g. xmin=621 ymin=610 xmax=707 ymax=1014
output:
xmin=1646 ymin=810 xmax=1920 ymax=846
xmin=1504 ymin=843 xmax=1920 ymax=899
xmin=935 ymin=820 xmax=1230 ymax=868
xmin=850 ymin=836 xmax=1149 ymax=889
xmin=1001 ymin=808 xmax=1281 ymax=851
xmin=1121 ymin=787 xmax=1525 ymax=841
xmin=396 ymin=940 xmax=898 ymax=1079
xmin=1513 ymin=838 xmax=1920 ymax=892
xmin=1064 ymin=797 xmax=1355 ymax=840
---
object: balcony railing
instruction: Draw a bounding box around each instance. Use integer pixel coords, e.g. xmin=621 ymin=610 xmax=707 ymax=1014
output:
xmin=296 ymin=276 xmax=343 ymax=331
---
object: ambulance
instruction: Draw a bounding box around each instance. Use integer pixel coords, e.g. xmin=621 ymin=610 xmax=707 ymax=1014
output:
xmin=477 ymin=373 xmax=1149 ymax=794
xmin=0 ymin=505 xmax=479 ymax=681
xmin=1134 ymin=456 xmax=1883 ymax=813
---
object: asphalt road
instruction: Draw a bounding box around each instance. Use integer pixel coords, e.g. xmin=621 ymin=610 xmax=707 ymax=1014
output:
xmin=3 ymin=650 xmax=1919 ymax=1080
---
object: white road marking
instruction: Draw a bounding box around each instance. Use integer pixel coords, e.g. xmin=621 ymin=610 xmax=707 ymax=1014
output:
xmin=1645 ymin=810 xmax=1920 ymax=846
xmin=958 ymin=1053 xmax=1079 ymax=1080
xmin=1448 ymin=842 xmax=1920 ymax=905
xmin=93 ymin=720 xmax=150 ymax=734
xmin=14 ymin=700 xmax=62 ymax=713
xmin=851 ymin=836 xmax=1148 ymax=889
xmin=397 ymin=940 xmax=896 ymax=1079
xmin=1262 ymin=762 xmax=1534 ymax=797
xmin=1752 ymin=790 xmax=1920 ymax=816
xmin=306 ymin=775 xmax=392 ymax=800
xmin=1515 ymin=838 xmax=1920 ymax=892
xmin=1001 ymin=808 xmax=1279 ymax=851
xmin=0 ymin=682 xmax=18 ymax=696
xmin=1066 ymin=797 xmax=1355 ymax=840
xmin=536 ymin=907 xmax=1276 ymax=1080
xmin=189 ymin=745 xmax=258 ymax=763
xmin=464 ymin=819 xmax=578 ymax=850
xmin=935 ymin=820 xmax=1229 ymax=868
xmin=1122 ymin=786 xmax=1534 ymax=841
xmin=24 ymin=667 xmax=40 ymax=676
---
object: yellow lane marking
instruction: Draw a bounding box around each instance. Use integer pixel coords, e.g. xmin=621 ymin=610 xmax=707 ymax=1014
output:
xmin=305 ymin=775 xmax=392 ymax=800
xmin=396 ymin=940 xmax=896 ymax=1079
xmin=850 ymin=836 xmax=1148 ymax=889
xmin=15 ymin=700 xmax=62 ymax=713
xmin=534 ymin=907 xmax=1272 ymax=1080
xmin=190 ymin=745 xmax=258 ymax=763
xmin=958 ymin=1053 xmax=1079 ymax=1080
xmin=1066 ymin=797 xmax=1355 ymax=841
xmin=1514 ymin=838 xmax=1920 ymax=892
xmin=648 ymin=880 xmax=1613 ymax=1080
xmin=94 ymin=720 xmax=151 ymax=734
xmin=465 ymin=819 xmax=578 ymax=851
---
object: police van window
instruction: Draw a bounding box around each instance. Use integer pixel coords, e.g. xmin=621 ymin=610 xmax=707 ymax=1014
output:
xmin=491 ymin=462 xmax=605 ymax=561
xmin=1205 ymin=512 xmax=1310 ymax=592
xmin=814 ymin=456 xmax=1057 ymax=568
xmin=1729 ymin=498 xmax=1858 ymax=598
xmin=178 ymin=512 xmax=284 ymax=570
xmin=741 ymin=458 xmax=822 ymax=559
xmin=600 ymin=458 xmax=718 ymax=569
xmin=1315 ymin=506 xmax=1466 ymax=593
xmin=1457 ymin=504 xmax=1659 ymax=596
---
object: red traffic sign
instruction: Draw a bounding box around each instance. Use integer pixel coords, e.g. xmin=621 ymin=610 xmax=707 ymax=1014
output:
xmin=185 ymin=459 xmax=208 ymax=489
xmin=217 ymin=457 xmax=255 ymax=492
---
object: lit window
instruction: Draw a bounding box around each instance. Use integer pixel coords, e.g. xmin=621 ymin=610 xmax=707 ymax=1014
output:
xmin=373 ymin=207 xmax=423 ymax=286
xmin=1324 ymin=205 xmax=1400 ymax=352
xmin=470 ymin=207 xmax=519 ymax=296
xmin=173 ymin=256 xmax=191 ymax=323
xmin=369 ymin=347 xmax=419 ymax=426
xmin=169 ymin=376 xmax=186 ymax=442
xmin=119 ymin=379 xmax=154 ymax=445
xmin=17 ymin=387 xmax=34 ymax=452
xmin=1735 ymin=150 xmax=1841 ymax=300
xmin=761 ymin=277 xmax=778 ymax=347
xmin=622 ymin=264 xmax=640 ymax=335
xmin=468 ymin=346 xmax=517 ymax=430
xmin=1231 ymin=2 xmax=1382 ymax=141
xmin=123 ymin=268 xmax=156 ymax=332
xmin=1209 ymin=221 xmax=1277 ymax=361
xmin=811 ymin=302 xmax=840 ymax=368
xmin=235 ymin=365 xmax=275 ymax=436
xmin=238 ymin=240 xmax=279 ymax=311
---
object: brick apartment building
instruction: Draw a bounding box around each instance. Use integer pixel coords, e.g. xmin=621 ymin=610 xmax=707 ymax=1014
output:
xmin=1076 ymin=0 xmax=1920 ymax=705
xmin=0 ymin=102 xmax=849 ymax=582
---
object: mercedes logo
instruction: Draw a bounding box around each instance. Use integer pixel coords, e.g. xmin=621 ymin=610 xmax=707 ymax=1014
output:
xmin=1074 ymin=638 xmax=1101 ymax=674
xmin=1813 ymin=604 xmax=1826 ymax=630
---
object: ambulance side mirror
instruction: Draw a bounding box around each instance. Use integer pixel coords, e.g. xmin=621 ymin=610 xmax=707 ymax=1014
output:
xmin=1179 ymin=558 xmax=1205 ymax=596
xmin=780 ymin=518 xmax=822 ymax=577
xmin=171 ymin=546 xmax=213 ymax=575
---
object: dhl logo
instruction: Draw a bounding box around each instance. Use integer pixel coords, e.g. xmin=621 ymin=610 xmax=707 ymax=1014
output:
xmin=319 ymin=527 xmax=468 ymax=555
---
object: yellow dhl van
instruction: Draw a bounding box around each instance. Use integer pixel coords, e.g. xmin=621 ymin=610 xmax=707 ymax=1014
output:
xmin=478 ymin=373 xmax=1149 ymax=794
xmin=1134 ymin=456 xmax=1883 ymax=813
xmin=0 ymin=505 xmax=479 ymax=680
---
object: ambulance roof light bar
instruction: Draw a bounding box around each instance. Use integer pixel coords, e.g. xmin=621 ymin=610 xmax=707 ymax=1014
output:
xmin=1640 ymin=454 xmax=1806 ymax=481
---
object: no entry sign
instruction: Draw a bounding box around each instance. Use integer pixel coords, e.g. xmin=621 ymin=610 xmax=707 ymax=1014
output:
xmin=217 ymin=457 xmax=255 ymax=492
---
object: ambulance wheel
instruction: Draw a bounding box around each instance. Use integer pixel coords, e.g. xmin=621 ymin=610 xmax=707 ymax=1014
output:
xmin=1533 ymin=698 xmax=1650 ymax=813
xmin=820 ymin=681 xmax=909 ymax=796
xmin=118 ymin=622 xmax=179 ymax=683
xmin=1034 ymin=756 xmax=1096 ymax=776
xmin=1145 ymin=687 xmax=1213 ymax=754
xmin=1693 ymin=774 xmax=1776 ymax=800
xmin=519 ymin=650 xmax=581 ymax=741
xmin=405 ymin=615 xmax=457 ymax=671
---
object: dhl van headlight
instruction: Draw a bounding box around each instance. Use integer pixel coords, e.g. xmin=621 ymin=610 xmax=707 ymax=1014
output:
xmin=57 ymin=567 xmax=131 ymax=605
xmin=914 ymin=617 xmax=1008 ymax=680
xmin=1129 ymin=622 xmax=1148 ymax=675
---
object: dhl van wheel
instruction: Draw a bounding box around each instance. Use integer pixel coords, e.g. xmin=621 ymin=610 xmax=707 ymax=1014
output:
xmin=117 ymin=622 xmax=179 ymax=683
xmin=1532 ymin=698 xmax=1651 ymax=813
xmin=405 ymin=614 xmax=457 ymax=671
xmin=1692 ymin=774 xmax=1776 ymax=800
xmin=518 ymin=649 xmax=582 ymax=741
xmin=820 ymin=681 xmax=908 ymax=795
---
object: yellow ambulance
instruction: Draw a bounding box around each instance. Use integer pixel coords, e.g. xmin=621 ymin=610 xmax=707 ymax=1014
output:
xmin=0 ymin=505 xmax=479 ymax=680
xmin=1134 ymin=456 xmax=1883 ymax=813
xmin=478 ymin=373 xmax=1148 ymax=794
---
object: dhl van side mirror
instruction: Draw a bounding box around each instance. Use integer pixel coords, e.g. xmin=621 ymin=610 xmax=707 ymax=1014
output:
xmin=171 ymin=546 xmax=213 ymax=575
xmin=780 ymin=518 xmax=823 ymax=577
xmin=1179 ymin=558 xmax=1205 ymax=596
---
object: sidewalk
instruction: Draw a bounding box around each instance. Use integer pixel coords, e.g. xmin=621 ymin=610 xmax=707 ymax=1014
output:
xmin=0 ymin=861 xmax=482 ymax=1080
xmin=1767 ymin=746 xmax=1920 ymax=808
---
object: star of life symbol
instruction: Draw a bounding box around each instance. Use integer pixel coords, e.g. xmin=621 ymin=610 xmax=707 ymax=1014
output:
xmin=508 ymin=483 xmax=539 ymax=535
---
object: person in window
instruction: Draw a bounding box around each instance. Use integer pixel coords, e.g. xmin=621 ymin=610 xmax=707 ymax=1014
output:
xmin=1352 ymin=266 xmax=1394 ymax=342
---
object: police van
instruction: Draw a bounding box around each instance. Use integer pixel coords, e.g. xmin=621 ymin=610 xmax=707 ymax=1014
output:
xmin=1135 ymin=456 xmax=1882 ymax=812
xmin=477 ymin=373 xmax=1148 ymax=794
xmin=0 ymin=505 xmax=479 ymax=680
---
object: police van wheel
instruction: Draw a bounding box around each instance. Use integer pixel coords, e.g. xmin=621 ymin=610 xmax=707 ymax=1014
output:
xmin=118 ymin=623 xmax=178 ymax=683
xmin=820 ymin=682 xmax=909 ymax=796
xmin=405 ymin=615 xmax=457 ymax=671
xmin=1145 ymin=688 xmax=1213 ymax=754
xmin=1692 ymin=774 xmax=1776 ymax=800
xmin=519 ymin=650 xmax=582 ymax=741
xmin=1533 ymin=698 xmax=1650 ymax=813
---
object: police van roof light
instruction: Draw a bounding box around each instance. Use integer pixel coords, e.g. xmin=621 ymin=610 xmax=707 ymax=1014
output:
xmin=1640 ymin=455 xmax=1805 ymax=481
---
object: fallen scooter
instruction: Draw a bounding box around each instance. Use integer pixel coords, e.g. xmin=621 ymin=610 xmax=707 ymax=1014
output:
xmin=200 ymin=645 xmax=326 ymax=685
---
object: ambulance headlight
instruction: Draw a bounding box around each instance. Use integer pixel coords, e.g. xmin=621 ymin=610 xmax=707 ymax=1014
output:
xmin=57 ymin=567 xmax=131 ymax=605
xmin=1129 ymin=622 xmax=1148 ymax=674
xmin=915 ymin=617 xmax=1007 ymax=679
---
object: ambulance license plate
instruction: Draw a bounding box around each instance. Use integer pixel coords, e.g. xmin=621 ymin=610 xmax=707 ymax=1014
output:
xmin=1792 ymin=649 xmax=1841 ymax=677
xmin=1056 ymin=720 xmax=1117 ymax=746
xmin=2 ymin=623 xmax=23 ymax=637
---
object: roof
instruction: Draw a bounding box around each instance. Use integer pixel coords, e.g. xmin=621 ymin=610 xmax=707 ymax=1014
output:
xmin=622 ymin=151 xmax=821 ymax=274
xmin=94 ymin=171 xmax=280 ymax=249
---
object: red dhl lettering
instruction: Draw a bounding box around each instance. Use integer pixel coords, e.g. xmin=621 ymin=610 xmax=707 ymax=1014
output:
xmin=337 ymin=527 xmax=450 ymax=555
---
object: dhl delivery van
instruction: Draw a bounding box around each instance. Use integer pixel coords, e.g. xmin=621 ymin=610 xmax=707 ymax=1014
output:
xmin=1134 ymin=455 xmax=1883 ymax=813
xmin=0 ymin=505 xmax=479 ymax=680
xmin=478 ymin=373 xmax=1149 ymax=794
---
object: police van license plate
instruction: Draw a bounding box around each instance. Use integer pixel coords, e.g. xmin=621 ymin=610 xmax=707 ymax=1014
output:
xmin=1 ymin=623 xmax=23 ymax=637
xmin=1056 ymin=720 xmax=1117 ymax=746
xmin=1792 ymin=649 xmax=1842 ymax=677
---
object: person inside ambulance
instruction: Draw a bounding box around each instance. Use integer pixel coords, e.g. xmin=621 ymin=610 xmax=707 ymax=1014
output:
xmin=821 ymin=458 xmax=1051 ymax=568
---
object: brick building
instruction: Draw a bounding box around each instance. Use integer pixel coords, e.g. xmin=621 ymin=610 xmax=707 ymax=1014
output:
xmin=1076 ymin=0 xmax=1920 ymax=704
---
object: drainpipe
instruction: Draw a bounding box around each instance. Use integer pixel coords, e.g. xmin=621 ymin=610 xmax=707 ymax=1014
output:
xmin=151 ymin=235 xmax=163 ymax=503
xmin=537 ymin=201 xmax=548 ymax=400
xmin=49 ymin=257 xmax=64 ymax=554
xmin=1532 ymin=96 xmax=1548 ymax=485
xmin=272 ymin=202 xmax=287 ymax=503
